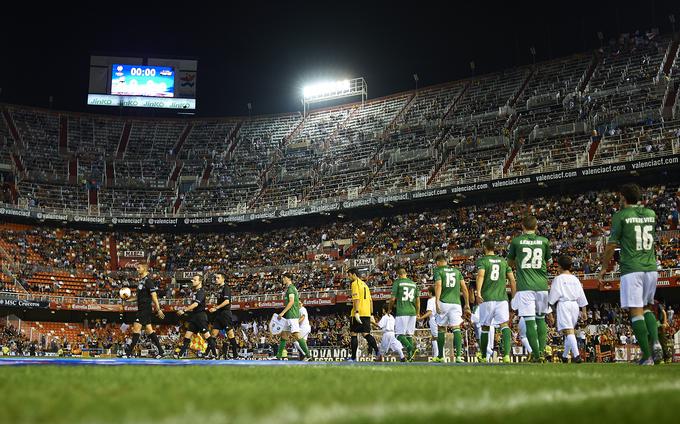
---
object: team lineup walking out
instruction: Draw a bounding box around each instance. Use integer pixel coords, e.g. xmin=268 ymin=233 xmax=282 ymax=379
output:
xmin=114 ymin=183 xmax=664 ymax=366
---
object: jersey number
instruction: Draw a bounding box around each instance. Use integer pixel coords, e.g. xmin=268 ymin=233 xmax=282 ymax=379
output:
xmin=633 ymin=225 xmax=653 ymax=251
xmin=445 ymin=273 xmax=457 ymax=288
xmin=401 ymin=287 xmax=415 ymax=302
xmin=520 ymin=248 xmax=543 ymax=269
xmin=489 ymin=264 xmax=500 ymax=281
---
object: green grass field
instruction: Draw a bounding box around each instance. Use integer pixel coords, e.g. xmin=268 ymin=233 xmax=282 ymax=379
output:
xmin=2 ymin=363 xmax=679 ymax=424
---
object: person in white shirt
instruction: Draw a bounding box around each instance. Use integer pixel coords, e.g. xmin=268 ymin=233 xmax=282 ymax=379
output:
xmin=418 ymin=286 xmax=439 ymax=358
xmin=293 ymin=301 xmax=312 ymax=360
xmin=548 ymin=255 xmax=588 ymax=363
xmin=372 ymin=306 xmax=405 ymax=362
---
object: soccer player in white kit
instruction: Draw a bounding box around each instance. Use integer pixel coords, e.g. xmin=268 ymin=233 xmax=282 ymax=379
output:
xmin=548 ymin=255 xmax=588 ymax=363
xmin=294 ymin=300 xmax=312 ymax=360
xmin=373 ymin=306 xmax=405 ymax=362
xmin=418 ymin=286 xmax=440 ymax=358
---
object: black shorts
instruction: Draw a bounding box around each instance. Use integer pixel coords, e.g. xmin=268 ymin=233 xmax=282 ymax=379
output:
xmin=210 ymin=312 xmax=233 ymax=331
xmin=350 ymin=316 xmax=371 ymax=334
xmin=134 ymin=307 xmax=153 ymax=326
xmin=187 ymin=312 xmax=209 ymax=334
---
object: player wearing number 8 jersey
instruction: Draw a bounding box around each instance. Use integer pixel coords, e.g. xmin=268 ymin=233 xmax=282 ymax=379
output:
xmin=432 ymin=254 xmax=470 ymax=363
xmin=389 ymin=266 xmax=420 ymax=361
xmin=476 ymin=239 xmax=516 ymax=363
xmin=598 ymin=184 xmax=660 ymax=365
xmin=507 ymin=215 xmax=551 ymax=362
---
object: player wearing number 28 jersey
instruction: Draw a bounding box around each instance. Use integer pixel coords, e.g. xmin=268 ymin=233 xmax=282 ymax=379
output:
xmin=598 ymin=183 xmax=660 ymax=365
xmin=507 ymin=215 xmax=551 ymax=362
xmin=432 ymin=254 xmax=470 ymax=363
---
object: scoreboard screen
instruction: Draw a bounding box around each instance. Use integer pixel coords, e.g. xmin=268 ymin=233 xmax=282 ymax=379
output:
xmin=111 ymin=64 xmax=175 ymax=98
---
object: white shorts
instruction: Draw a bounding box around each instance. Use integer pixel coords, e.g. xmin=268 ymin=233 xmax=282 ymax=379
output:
xmin=395 ymin=316 xmax=416 ymax=335
xmin=380 ymin=331 xmax=404 ymax=355
xmin=435 ymin=302 xmax=463 ymax=327
xmin=299 ymin=327 xmax=311 ymax=340
xmin=281 ymin=318 xmax=300 ymax=334
xmin=428 ymin=318 xmax=438 ymax=337
xmin=556 ymin=301 xmax=580 ymax=331
xmin=478 ymin=300 xmax=510 ymax=327
xmin=511 ymin=291 xmax=550 ymax=317
xmin=620 ymin=271 xmax=658 ymax=308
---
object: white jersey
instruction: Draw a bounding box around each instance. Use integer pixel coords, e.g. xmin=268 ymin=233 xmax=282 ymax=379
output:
xmin=299 ymin=306 xmax=311 ymax=333
xmin=378 ymin=314 xmax=396 ymax=333
xmin=426 ymin=297 xmax=437 ymax=327
xmin=548 ymin=274 xmax=588 ymax=307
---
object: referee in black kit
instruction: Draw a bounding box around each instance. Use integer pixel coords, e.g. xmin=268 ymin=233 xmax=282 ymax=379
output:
xmin=208 ymin=271 xmax=239 ymax=359
xmin=175 ymin=274 xmax=216 ymax=358
xmin=122 ymin=262 xmax=165 ymax=358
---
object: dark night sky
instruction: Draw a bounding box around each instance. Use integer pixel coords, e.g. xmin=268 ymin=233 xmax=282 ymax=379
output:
xmin=0 ymin=0 xmax=678 ymax=117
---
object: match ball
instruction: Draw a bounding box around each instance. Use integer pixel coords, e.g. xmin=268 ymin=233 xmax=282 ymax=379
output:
xmin=119 ymin=287 xmax=131 ymax=300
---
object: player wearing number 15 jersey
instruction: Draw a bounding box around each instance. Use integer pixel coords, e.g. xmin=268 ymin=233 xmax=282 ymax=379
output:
xmin=507 ymin=215 xmax=551 ymax=362
xmin=432 ymin=254 xmax=470 ymax=363
xmin=598 ymin=183 xmax=660 ymax=365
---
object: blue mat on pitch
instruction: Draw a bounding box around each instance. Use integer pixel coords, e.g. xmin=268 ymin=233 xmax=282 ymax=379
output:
xmin=0 ymin=356 xmax=508 ymax=367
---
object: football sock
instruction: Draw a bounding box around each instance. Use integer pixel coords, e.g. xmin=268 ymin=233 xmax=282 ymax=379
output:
xmin=297 ymin=338 xmax=310 ymax=357
xmin=524 ymin=317 xmax=540 ymax=359
xmin=437 ymin=331 xmax=446 ymax=358
xmin=397 ymin=335 xmax=411 ymax=355
xmin=277 ymin=339 xmax=287 ymax=359
xmin=480 ymin=330 xmax=489 ymax=360
xmin=365 ymin=334 xmax=379 ymax=356
xmin=351 ymin=336 xmax=358 ymax=360
xmin=179 ymin=337 xmax=191 ymax=357
xmin=643 ymin=311 xmax=659 ymax=346
xmin=567 ymin=334 xmax=579 ymax=358
xmin=521 ymin=337 xmax=532 ymax=353
xmin=127 ymin=333 xmax=140 ymax=355
xmin=631 ymin=315 xmax=651 ymax=360
xmin=453 ymin=329 xmax=462 ymax=357
xmin=229 ymin=337 xmax=238 ymax=359
xmin=149 ymin=332 xmax=163 ymax=355
xmin=562 ymin=335 xmax=571 ymax=358
xmin=207 ymin=337 xmax=217 ymax=357
xmin=536 ymin=315 xmax=548 ymax=355
xmin=407 ymin=336 xmax=415 ymax=354
xmin=222 ymin=341 xmax=229 ymax=358
xmin=501 ymin=326 xmax=512 ymax=357
xmin=432 ymin=340 xmax=439 ymax=358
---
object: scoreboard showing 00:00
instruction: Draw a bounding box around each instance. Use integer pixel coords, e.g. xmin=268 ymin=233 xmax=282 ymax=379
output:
xmin=111 ymin=64 xmax=175 ymax=98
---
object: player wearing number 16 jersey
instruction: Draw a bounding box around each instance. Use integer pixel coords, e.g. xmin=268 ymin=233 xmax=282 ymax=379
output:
xmin=598 ymin=184 xmax=660 ymax=365
xmin=507 ymin=215 xmax=551 ymax=362
xmin=433 ymin=254 xmax=471 ymax=363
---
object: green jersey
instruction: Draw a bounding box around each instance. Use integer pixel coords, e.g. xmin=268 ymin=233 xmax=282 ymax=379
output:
xmin=476 ymin=255 xmax=510 ymax=301
xmin=433 ymin=266 xmax=463 ymax=304
xmin=608 ymin=205 xmax=657 ymax=275
xmin=391 ymin=277 xmax=418 ymax=316
xmin=507 ymin=233 xmax=551 ymax=291
xmin=283 ymin=284 xmax=300 ymax=319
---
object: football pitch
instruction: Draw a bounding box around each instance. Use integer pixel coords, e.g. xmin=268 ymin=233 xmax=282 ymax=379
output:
xmin=1 ymin=360 xmax=679 ymax=424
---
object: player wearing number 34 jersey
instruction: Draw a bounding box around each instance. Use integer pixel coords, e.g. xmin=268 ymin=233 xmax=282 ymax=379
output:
xmin=507 ymin=215 xmax=551 ymax=362
xmin=389 ymin=266 xmax=420 ymax=362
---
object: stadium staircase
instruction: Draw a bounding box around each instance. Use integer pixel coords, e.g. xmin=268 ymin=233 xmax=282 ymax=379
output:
xmin=199 ymin=162 xmax=213 ymax=187
xmin=225 ymin=120 xmax=244 ymax=156
xmin=104 ymin=161 xmax=114 ymax=187
xmin=10 ymin=151 xmax=26 ymax=177
xmin=509 ymin=68 xmax=536 ymax=107
xmin=168 ymin=161 xmax=183 ymax=186
xmin=68 ymin=158 xmax=78 ymax=184
xmin=58 ymin=115 xmax=68 ymax=154
xmin=502 ymin=146 xmax=520 ymax=175
xmin=587 ymin=136 xmax=602 ymax=164
xmin=88 ymin=184 xmax=98 ymax=210
xmin=109 ymin=234 xmax=118 ymax=270
xmin=115 ymin=122 xmax=132 ymax=159
xmin=578 ymin=53 xmax=601 ymax=93
xmin=659 ymin=39 xmax=679 ymax=79
xmin=172 ymin=123 xmax=194 ymax=158
xmin=1 ymin=108 xmax=24 ymax=149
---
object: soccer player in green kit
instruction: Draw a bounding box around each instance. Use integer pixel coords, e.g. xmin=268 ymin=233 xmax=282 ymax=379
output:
xmin=476 ymin=238 xmax=517 ymax=363
xmin=275 ymin=273 xmax=312 ymax=361
xmin=507 ymin=215 xmax=551 ymax=362
xmin=388 ymin=266 xmax=420 ymax=361
xmin=432 ymin=254 xmax=471 ymax=363
xmin=598 ymin=184 xmax=660 ymax=365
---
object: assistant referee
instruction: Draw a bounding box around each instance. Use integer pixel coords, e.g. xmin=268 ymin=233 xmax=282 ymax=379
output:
xmin=348 ymin=267 xmax=379 ymax=361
